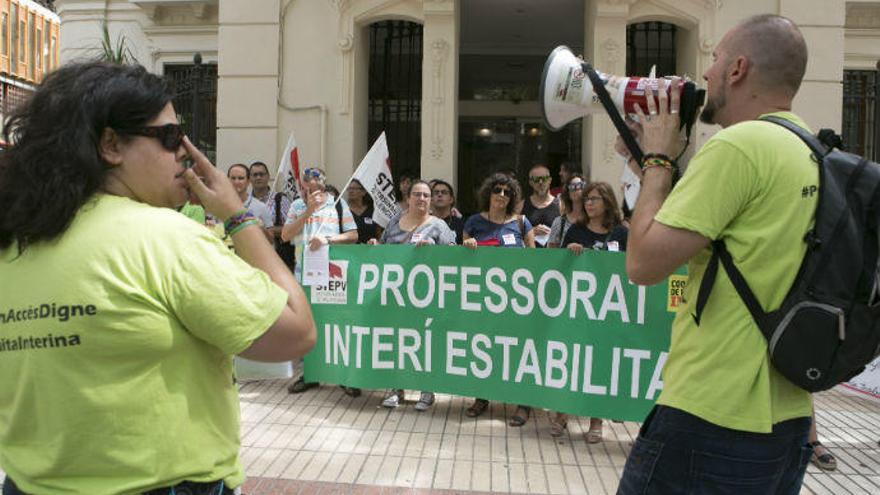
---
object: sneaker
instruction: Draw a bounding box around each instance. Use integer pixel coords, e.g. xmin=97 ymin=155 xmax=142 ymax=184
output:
xmin=287 ymin=377 xmax=319 ymax=394
xmin=414 ymin=392 xmax=435 ymax=412
xmin=341 ymin=386 xmax=362 ymax=398
xmin=382 ymin=389 xmax=403 ymax=408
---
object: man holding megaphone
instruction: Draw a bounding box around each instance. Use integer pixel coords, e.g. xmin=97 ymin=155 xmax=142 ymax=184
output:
xmin=616 ymin=14 xmax=816 ymax=494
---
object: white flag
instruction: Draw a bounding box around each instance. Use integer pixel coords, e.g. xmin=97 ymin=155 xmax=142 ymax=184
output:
xmin=272 ymin=132 xmax=302 ymax=202
xmin=352 ymin=132 xmax=400 ymax=227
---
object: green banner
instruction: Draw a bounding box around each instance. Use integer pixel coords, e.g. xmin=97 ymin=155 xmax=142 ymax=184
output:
xmin=304 ymin=245 xmax=683 ymax=422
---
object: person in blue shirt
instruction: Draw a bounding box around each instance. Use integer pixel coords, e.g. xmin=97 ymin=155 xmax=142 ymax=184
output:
xmin=462 ymin=173 xmax=535 ymax=424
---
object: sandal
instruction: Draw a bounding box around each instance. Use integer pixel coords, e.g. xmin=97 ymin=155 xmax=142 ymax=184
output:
xmin=550 ymin=413 xmax=568 ymax=437
xmin=509 ymin=406 xmax=531 ymax=427
xmin=287 ymin=377 xmax=319 ymax=394
xmin=465 ymin=398 xmax=489 ymax=418
xmin=585 ymin=419 xmax=603 ymax=444
xmin=809 ymin=441 xmax=837 ymax=471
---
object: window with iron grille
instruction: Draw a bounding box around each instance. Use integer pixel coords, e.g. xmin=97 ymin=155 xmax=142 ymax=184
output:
xmin=368 ymin=20 xmax=422 ymax=182
xmin=842 ymin=70 xmax=877 ymax=160
xmin=164 ymin=63 xmax=218 ymax=163
xmin=626 ymin=21 xmax=677 ymax=77
xmin=1 ymin=81 xmax=33 ymax=116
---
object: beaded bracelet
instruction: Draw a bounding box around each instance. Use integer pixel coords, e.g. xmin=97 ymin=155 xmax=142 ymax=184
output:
xmin=642 ymin=155 xmax=676 ymax=173
xmin=223 ymin=208 xmax=251 ymax=231
xmin=228 ymin=218 xmax=260 ymax=236
xmin=643 ymin=152 xmax=673 ymax=162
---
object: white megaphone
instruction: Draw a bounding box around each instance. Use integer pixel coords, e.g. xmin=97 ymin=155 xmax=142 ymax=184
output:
xmin=539 ymin=45 xmax=705 ymax=133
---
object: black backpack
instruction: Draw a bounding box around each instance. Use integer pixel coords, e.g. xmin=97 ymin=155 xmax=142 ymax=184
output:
xmin=693 ymin=115 xmax=880 ymax=392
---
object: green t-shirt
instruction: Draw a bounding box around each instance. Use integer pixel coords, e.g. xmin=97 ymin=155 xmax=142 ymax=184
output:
xmin=0 ymin=194 xmax=288 ymax=494
xmin=179 ymin=202 xmax=206 ymax=225
xmin=654 ymin=112 xmax=816 ymax=433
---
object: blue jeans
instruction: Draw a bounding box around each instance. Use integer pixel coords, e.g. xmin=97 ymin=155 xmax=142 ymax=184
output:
xmin=617 ymin=406 xmax=812 ymax=495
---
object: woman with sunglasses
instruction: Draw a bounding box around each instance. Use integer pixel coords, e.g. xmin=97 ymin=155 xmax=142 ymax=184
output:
xmin=368 ymin=180 xmax=455 ymax=411
xmin=462 ymin=173 xmax=535 ymax=422
xmin=547 ymin=174 xmax=587 ymax=249
xmin=0 ymin=62 xmax=316 ymax=495
xmin=561 ymin=181 xmax=628 ymax=444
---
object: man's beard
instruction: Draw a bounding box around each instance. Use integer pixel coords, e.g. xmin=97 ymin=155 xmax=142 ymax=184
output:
xmin=699 ymin=79 xmax=727 ymax=125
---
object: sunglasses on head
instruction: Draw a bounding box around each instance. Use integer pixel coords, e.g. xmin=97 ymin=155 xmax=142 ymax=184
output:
xmin=567 ymin=182 xmax=585 ymax=191
xmin=119 ymin=124 xmax=185 ymax=152
xmin=492 ymin=186 xmax=511 ymax=196
xmin=303 ymin=168 xmax=324 ymax=181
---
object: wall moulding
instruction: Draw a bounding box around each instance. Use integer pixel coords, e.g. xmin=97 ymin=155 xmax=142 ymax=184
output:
xmin=333 ymin=0 xmax=424 ymax=115
xmin=428 ymin=37 xmax=449 ymax=160
xmin=846 ymin=5 xmax=880 ymax=29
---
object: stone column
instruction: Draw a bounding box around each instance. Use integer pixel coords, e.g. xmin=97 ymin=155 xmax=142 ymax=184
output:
xmin=216 ymin=0 xmax=280 ymax=170
xmin=421 ymin=0 xmax=458 ymax=187
xmin=585 ymin=0 xmax=632 ymax=196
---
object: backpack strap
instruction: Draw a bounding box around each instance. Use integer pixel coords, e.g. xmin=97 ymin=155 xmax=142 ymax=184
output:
xmin=274 ymin=192 xmax=284 ymax=227
xmin=336 ymin=200 xmax=344 ymax=234
xmin=693 ymin=240 xmax=767 ymax=327
xmin=759 ymin=116 xmax=828 ymax=159
xmin=556 ymin=216 xmax=568 ymax=245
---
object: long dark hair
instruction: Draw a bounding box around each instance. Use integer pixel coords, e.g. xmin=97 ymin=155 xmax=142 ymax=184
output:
xmin=582 ymin=181 xmax=622 ymax=231
xmin=559 ymin=173 xmax=586 ymax=214
xmin=477 ymin=172 xmax=521 ymax=216
xmin=0 ymin=62 xmax=173 ymax=252
xmin=349 ymin=179 xmax=373 ymax=208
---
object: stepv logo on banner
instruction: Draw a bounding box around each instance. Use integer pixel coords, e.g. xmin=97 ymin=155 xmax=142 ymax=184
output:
xmin=311 ymin=260 xmax=348 ymax=305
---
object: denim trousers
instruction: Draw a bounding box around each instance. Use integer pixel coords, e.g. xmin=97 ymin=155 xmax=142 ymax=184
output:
xmin=3 ymin=477 xmax=234 ymax=495
xmin=617 ymin=405 xmax=812 ymax=495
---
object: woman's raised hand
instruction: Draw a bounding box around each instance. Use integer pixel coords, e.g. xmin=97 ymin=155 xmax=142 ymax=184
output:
xmin=181 ymin=137 xmax=243 ymax=221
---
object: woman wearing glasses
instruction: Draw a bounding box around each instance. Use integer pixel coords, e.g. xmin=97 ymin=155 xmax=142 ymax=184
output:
xmin=346 ymin=179 xmax=382 ymax=244
xmin=561 ymin=181 xmax=628 ymax=444
xmin=0 ymin=62 xmax=316 ymax=495
xmin=462 ymin=173 xmax=536 ymax=422
xmin=368 ymin=180 xmax=455 ymax=411
xmin=522 ymin=164 xmax=560 ymax=247
xmin=547 ymin=174 xmax=587 ymax=249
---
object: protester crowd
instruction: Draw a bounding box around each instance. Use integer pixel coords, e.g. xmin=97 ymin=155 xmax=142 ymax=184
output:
xmin=204 ymin=152 xmax=628 ymax=444
xmin=184 ymin=132 xmax=839 ymax=468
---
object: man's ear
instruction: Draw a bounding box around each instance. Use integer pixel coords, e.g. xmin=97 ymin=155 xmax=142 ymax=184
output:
xmin=727 ymin=55 xmax=749 ymax=85
xmin=98 ymin=128 xmax=124 ymax=167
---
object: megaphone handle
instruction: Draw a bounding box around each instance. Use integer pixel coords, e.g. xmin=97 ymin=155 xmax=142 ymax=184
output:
xmin=582 ymin=63 xmax=645 ymax=166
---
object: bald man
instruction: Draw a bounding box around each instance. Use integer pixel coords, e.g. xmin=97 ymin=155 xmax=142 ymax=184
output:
xmin=619 ymin=15 xmax=816 ymax=493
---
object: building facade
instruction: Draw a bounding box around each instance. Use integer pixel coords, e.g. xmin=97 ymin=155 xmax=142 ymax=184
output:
xmin=0 ymin=0 xmax=60 ymax=130
xmin=55 ymin=0 xmax=879 ymax=211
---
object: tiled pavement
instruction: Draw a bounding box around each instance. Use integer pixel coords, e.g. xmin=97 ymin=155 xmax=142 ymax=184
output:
xmin=235 ymin=380 xmax=880 ymax=495
xmin=2 ymin=382 xmax=878 ymax=494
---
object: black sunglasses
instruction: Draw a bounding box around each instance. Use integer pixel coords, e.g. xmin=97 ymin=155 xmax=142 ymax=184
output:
xmin=492 ymin=186 xmax=511 ymax=196
xmin=118 ymin=124 xmax=185 ymax=152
